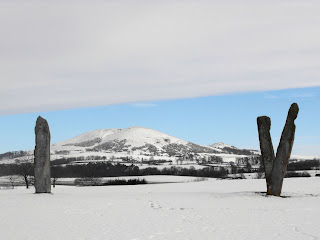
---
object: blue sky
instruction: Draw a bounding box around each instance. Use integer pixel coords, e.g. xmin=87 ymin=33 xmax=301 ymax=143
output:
xmin=0 ymin=86 xmax=319 ymax=156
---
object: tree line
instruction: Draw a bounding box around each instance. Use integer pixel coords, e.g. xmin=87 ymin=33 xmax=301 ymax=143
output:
xmin=0 ymin=162 xmax=228 ymax=188
xmin=0 ymin=158 xmax=318 ymax=188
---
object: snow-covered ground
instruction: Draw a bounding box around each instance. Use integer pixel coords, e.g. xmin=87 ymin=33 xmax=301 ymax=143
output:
xmin=0 ymin=176 xmax=319 ymax=239
xmin=291 ymin=154 xmax=320 ymax=160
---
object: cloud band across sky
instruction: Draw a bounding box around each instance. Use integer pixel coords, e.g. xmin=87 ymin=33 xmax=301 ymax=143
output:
xmin=1 ymin=1 xmax=320 ymax=115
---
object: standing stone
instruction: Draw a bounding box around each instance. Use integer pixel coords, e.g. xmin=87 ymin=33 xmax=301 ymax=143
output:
xmin=270 ymin=103 xmax=299 ymax=196
xmin=34 ymin=116 xmax=51 ymax=193
xmin=257 ymin=103 xmax=299 ymax=196
xmin=257 ymin=116 xmax=275 ymax=194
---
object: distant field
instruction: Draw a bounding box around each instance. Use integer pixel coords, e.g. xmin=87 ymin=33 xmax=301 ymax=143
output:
xmin=0 ymin=175 xmax=207 ymax=187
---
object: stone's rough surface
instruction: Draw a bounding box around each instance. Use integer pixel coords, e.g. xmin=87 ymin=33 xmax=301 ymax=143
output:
xmin=34 ymin=116 xmax=51 ymax=193
xmin=257 ymin=103 xmax=299 ymax=196
xmin=257 ymin=116 xmax=275 ymax=192
xmin=270 ymin=103 xmax=299 ymax=196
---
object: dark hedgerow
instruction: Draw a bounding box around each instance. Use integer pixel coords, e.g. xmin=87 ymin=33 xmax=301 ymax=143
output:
xmin=74 ymin=177 xmax=147 ymax=186
xmin=103 ymin=178 xmax=147 ymax=186
xmin=0 ymin=162 xmax=228 ymax=179
xmin=285 ymin=171 xmax=311 ymax=178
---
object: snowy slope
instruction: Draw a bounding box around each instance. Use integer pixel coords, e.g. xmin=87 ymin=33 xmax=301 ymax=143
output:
xmin=52 ymin=126 xmax=217 ymax=156
xmin=209 ymin=142 xmax=255 ymax=155
xmin=210 ymin=142 xmax=236 ymax=149
xmin=54 ymin=128 xmax=121 ymax=146
xmin=97 ymin=126 xmax=189 ymax=147
xmin=53 ymin=126 xmax=187 ymax=149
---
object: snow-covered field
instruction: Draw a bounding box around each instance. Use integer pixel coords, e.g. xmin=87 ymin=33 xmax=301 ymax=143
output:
xmin=1 ymin=176 xmax=319 ymax=240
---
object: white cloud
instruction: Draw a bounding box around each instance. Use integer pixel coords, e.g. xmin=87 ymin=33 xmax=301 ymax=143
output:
xmin=1 ymin=1 xmax=320 ymax=115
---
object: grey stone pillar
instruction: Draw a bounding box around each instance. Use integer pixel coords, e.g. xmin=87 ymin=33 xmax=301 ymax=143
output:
xmin=270 ymin=103 xmax=299 ymax=196
xmin=34 ymin=116 xmax=51 ymax=193
xmin=257 ymin=103 xmax=299 ymax=196
xmin=257 ymin=116 xmax=275 ymax=193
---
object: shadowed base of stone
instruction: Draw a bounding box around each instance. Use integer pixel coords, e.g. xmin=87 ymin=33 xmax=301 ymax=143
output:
xmin=33 ymin=192 xmax=54 ymax=195
xmin=254 ymin=192 xmax=291 ymax=198
xmin=254 ymin=192 xmax=319 ymax=198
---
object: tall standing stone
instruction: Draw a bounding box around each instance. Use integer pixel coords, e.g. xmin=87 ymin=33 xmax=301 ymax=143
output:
xmin=257 ymin=103 xmax=299 ymax=196
xmin=270 ymin=103 xmax=299 ymax=195
xmin=257 ymin=116 xmax=275 ymax=193
xmin=34 ymin=116 xmax=51 ymax=193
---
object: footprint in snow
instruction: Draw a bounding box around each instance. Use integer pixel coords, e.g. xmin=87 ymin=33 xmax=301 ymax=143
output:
xmin=149 ymin=201 xmax=162 ymax=210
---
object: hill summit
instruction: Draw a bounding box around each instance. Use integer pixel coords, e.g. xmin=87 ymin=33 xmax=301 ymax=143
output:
xmin=52 ymin=126 xmax=224 ymax=156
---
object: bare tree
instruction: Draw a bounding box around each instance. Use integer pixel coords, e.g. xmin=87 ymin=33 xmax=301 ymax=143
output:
xmin=15 ymin=163 xmax=33 ymax=189
xmin=5 ymin=175 xmax=19 ymax=189
xmin=51 ymin=166 xmax=61 ymax=188
xmin=12 ymin=153 xmax=34 ymax=189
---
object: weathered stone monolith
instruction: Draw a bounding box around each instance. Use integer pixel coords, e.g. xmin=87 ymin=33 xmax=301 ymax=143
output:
xmin=34 ymin=116 xmax=51 ymax=193
xmin=257 ymin=103 xmax=299 ymax=196
xmin=257 ymin=116 xmax=275 ymax=193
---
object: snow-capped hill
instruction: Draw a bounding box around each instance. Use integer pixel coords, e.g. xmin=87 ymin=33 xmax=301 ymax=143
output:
xmin=50 ymin=126 xmax=256 ymax=159
xmin=210 ymin=142 xmax=237 ymax=149
xmin=52 ymin=126 xmax=199 ymax=155
xmin=53 ymin=128 xmax=122 ymax=148
xmin=100 ymin=126 xmax=188 ymax=147
xmin=209 ymin=142 xmax=254 ymax=155
xmin=54 ymin=126 xmax=188 ymax=148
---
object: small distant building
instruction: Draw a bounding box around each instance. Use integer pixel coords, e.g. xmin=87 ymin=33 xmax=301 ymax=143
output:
xmin=206 ymin=162 xmax=233 ymax=173
xmin=175 ymin=154 xmax=187 ymax=164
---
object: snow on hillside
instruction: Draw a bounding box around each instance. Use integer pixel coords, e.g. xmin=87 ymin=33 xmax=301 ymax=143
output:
xmin=210 ymin=142 xmax=236 ymax=149
xmin=53 ymin=126 xmax=188 ymax=151
xmin=54 ymin=128 xmax=121 ymax=147
xmin=1 ymin=177 xmax=320 ymax=239
xmin=50 ymin=126 xmax=228 ymax=160
xmin=97 ymin=126 xmax=188 ymax=147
